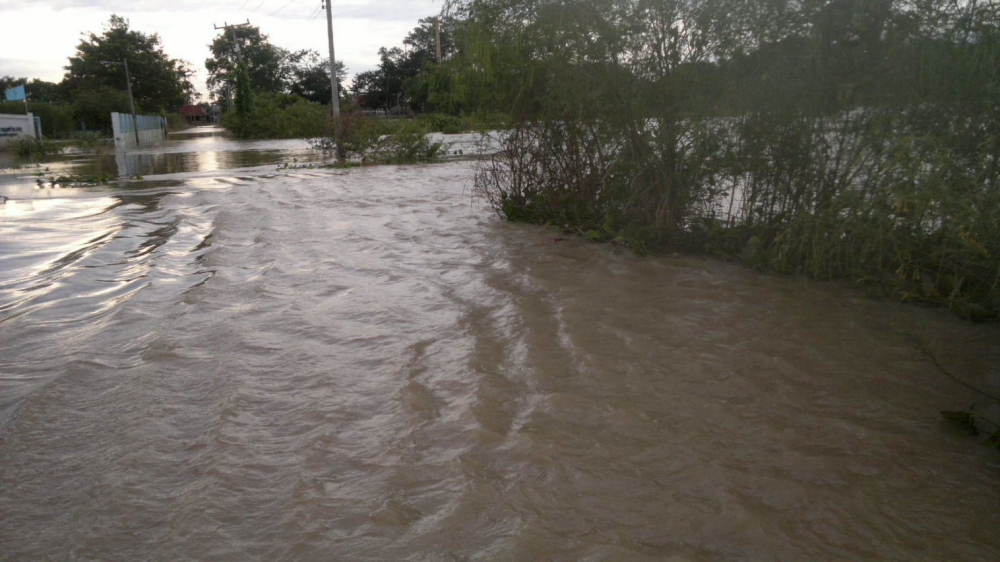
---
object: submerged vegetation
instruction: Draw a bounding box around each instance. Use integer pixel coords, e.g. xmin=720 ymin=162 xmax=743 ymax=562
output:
xmin=441 ymin=0 xmax=1000 ymax=321
xmin=14 ymin=138 xmax=63 ymax=158
xmin=310 ymin=116 xmax=444 ymax=165
xmin=14 ymin=137 xmax=63 ymax=158
xmin=31 ymin=172 xmax=117 ymax=187
xmin=222 ymin=93 xmax=328 ymax=139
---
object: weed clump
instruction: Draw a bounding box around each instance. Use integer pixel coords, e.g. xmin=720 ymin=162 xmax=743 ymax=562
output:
xmin=14 ymin=138 xmax=63 ymax=158
xmin=310 ymin=114 xmax=443 ymax=165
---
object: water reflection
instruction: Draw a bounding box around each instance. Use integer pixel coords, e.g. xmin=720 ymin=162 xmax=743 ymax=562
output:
xmin=0 ymin=126 xmax=327 ymax=189
xmin=109 ymin=145 xmax=315 ymax=178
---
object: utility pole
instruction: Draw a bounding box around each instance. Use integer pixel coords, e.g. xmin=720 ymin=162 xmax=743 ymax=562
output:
xmin=100 ymin=59 xmax=139 ymax=145
xmin=214 ymin=20 xmax=251 ymax=66
xmin=214 ymin=21 xmax=252 ymax=115
xmin=324 ymin=1 xmax=345 ymax=164
xmin=435 ymin=17 xmax=443 ymax=64
xmin=123 ymin=59 xmax=140 ymax=146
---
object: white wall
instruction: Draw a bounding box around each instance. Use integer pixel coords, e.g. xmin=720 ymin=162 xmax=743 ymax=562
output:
xmin=0 ymin=113 xmax=37 ymax=147
xmin=112 ymin=112 xmax=167 ymax=150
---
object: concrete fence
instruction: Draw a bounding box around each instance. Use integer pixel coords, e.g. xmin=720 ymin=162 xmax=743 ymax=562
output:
xmin=112 ymin=112 xmax=167 ymax=150
xmin=0 ymin=113 xmax=38 ymax=147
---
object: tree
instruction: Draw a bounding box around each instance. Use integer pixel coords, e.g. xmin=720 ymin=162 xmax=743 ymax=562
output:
xmin=353 ymin=47 xmax=407 ymax=110
xmin=63 ymin=15 xmax=194 ymax=112
xmin=72 ymin=88 xmax=132 ymax=133
xmin=403 ymin=16 xmax=458 ymax=68
xmin=206 ymin=25 xmax=290 ymax=101
xmin=286 ymin=50 xmax=348 ymax=105
xmin=234 ymin=63 xmax=254 ymax=116
xmin=0 ymin=77 xmax=67 ymax=104
xmin=350 ymin=16 xmax=462 ymax=113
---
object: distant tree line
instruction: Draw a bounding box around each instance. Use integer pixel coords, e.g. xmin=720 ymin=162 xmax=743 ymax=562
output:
xmin=204 ymin=24 xmax=348 ymax=109
xmin=2 ymin=15 xmax=353 ymax=138
xmin=203 ymin=23 xmax=352 ymax=139
xmin=2 ymin=15 xmax=195 ymax=136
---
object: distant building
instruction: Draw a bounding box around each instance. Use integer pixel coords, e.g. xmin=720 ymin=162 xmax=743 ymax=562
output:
xmin=180 ymin=104 xmax=220 ymax=125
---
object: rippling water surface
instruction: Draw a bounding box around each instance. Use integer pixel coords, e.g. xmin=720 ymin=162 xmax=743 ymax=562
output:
xmin=1 ymin=137 xmax=999 ymax=560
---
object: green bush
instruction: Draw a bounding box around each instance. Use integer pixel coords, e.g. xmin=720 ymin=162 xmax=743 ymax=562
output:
xmin=71 ymin=88 xmax=131 ymax=134
xmin=70 ymin=131 xmax=108 ymax=153
xmin=223 ymin=93 xmax=326 ymax=139
xmin=338 ymin=115 xmax=442 ymax=164
xmin=14 ymin=138 xmax=63 ymax=157
xmin=468 ymin=0 xmax=1000 ymax=321
xmin=0 ymin=102 xmax=75 ymax=138
xmin=415 ymin=113 xmax=470 ymax=134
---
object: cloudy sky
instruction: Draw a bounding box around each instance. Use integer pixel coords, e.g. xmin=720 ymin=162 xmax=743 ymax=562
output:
xmin=0 ymin=0 xmax=445 ymax=98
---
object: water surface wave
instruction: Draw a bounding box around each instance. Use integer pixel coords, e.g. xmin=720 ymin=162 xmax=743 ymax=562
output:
xmin=1 ymin=160 xmax=998 ymax=561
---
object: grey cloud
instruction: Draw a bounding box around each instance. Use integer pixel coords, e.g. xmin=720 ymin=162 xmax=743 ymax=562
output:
xmin=4 ymin=0 xmax=444 ymax=23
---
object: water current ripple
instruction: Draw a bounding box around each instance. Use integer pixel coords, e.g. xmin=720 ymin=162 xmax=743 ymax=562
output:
xmin=0 ymin=183 xmax=216 ymax=418
xmin=0 ymin=159 xmax=998 ymax=561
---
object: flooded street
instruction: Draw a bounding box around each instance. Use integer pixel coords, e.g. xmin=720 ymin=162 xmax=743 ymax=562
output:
xmin=1 ymin=130 xmax=999 ymax=560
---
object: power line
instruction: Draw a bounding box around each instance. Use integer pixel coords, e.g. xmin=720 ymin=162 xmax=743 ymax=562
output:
xmin=268 ymin=0 xmax=298 ymax=17
xmin=250 ymin=0 xmax=269 ymax=14
xmin=213 ymin=20 xmax=253 ymax=113
xmin=237 ymin=0 xmax=250 ymax=10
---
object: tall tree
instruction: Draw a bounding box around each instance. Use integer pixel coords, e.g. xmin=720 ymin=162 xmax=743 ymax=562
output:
xmin=353 ymin=47 xmax=408 ymax=110
xmin=63 ymin=15 xmax=194 ymax=112
xmin=206 ymin=25 xmax=291 ymax=101
xmin=352 ymin=16 xmax=459 ymax=112
xmin=286 ymin=50 xmax=348 ymax=105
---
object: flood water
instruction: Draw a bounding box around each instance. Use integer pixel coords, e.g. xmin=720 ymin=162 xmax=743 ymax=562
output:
xmin=1 ymin=131 xmax=999 ymax=560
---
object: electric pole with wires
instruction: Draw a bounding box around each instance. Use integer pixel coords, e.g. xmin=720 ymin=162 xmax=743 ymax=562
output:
xmin=213 ymin=20 xmax=252 ymax=114
xmin=323 ymin=1 xmax=345 ymax=164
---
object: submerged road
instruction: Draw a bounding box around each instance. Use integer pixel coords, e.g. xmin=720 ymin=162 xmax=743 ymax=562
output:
xmin=1 ymin=130 xmax=998 ymax=560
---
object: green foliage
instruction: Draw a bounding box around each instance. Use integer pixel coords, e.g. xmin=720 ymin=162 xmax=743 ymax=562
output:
xmin=353 ymin=16 xmax=459 ymax=113
xmin=63 ymin=15 xmax=194 ymax=112
xmin=311 ymin=116 xmax=443 ymax=165
xmin=14 ymin=138 xmax=63 ymax=158
xmin=70 ymin=132 xmax=107 ymax=153
xmin=234 ymin=64 xmax=254 ymax=116
xmin=698 ymin=109 xmax=1000 ymax=320
xmin=287 ymin=51 xmax=348 ymax=105
xmin=207 ymin=25 xmax=289 ymax=100
xmin=39 ymin=173 xmax=116 ymax=187
xmin=0 ymin=77 xmax=67 ymax=104
xmin=0 ymin=102 xmax=75 ymax=138
xmin=30 ymin=103 xmax=75 ymax=138
xmin=205 ymin=25 xmax=346 ymax=108
xmin=71 ymin=88 xmax=131 ymax=133
xmin=464 ymin=0 xmax=1000 ymax=320
xmin=223 ymin=93 xmax=326 ymax=139
xmin=414 ymin=113 xmax=472 ymax=134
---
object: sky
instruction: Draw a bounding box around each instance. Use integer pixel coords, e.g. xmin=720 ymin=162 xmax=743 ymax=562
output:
xmin=0 ymin=0 xmax=445 ymax=99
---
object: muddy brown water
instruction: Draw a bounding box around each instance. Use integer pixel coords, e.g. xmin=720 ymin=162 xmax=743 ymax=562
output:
xmin=1 ymin=141 xmax=999 ymax=560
